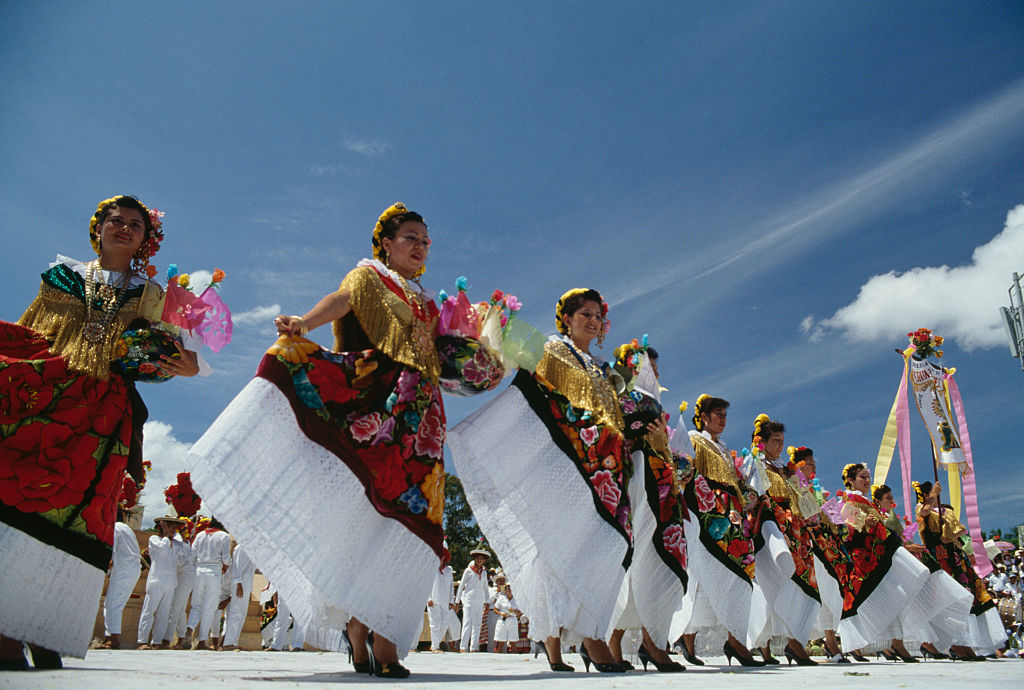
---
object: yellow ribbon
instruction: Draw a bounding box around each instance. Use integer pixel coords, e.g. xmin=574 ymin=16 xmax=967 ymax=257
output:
xmin=874 ymin=350 xmax=910 ymax=486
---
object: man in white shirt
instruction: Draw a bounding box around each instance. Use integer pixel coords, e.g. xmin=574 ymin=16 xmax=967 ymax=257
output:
xmin=427 ymin=558 xmax=455 ymax=652
xmin=189 ymin=517 xmax=232 ymax=649
xmin=455 ymin=548 xmax=490 ymax=652
xmin=137 ymin=511 xmax=184 ymax=648
xmin=221 ymin=544 xmax=257 ymax=650
xmin=102 ymin=508 xmax=142 ymax=649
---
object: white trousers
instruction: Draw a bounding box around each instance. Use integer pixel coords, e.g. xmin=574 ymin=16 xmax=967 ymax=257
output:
xmin=169 ymin=570 xmax=195 ymax=638
xmin=137 ymin=577 xmax=176 ymax=644
xmin=222 ymin=585 xmax=253 ymax=647
xmin=103 ymin=568 xmax=140 ymax=636
xmin=460 ymin=603 xmax=484 ymax=651
xmin=189 ymin=571 xmax=224 ymax=641
xmin=427 ymin=604 xmax=448 ymax=649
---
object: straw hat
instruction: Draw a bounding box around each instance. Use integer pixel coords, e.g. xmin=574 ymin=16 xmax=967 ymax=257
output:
xmin=469 ymin=547 xmax=491 ymax=559
xmin=154 ymin=505 xmax=185 ymax=525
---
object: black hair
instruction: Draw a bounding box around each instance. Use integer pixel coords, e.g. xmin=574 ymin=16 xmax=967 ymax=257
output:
xmin=562 ymin=289 xmax=604 ymax=318
xmin=752 ymin=418 xmax=785 ymax=442
xmin=872 ymin=484 xmax=892 ymax=502
xmin=379 ymin=210 xmax=426 ymax=243
xmin=94 ymin=195 xmax=155 ymax=241
xmin=792 ymin=447 xmax=814 ymax=464
xmin=647 ymin=346 xmax=659 ymax=361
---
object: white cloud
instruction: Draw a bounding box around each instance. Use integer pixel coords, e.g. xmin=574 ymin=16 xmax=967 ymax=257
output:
xmin=231 ymin=303 xmax=282 ymax=326
xmin=138 ymin=420 xmax=193 ymax=527
xmin=342 ymin=137 xmax=391 ymax=157
xmin=809 ymin=203 xmax=1024 ymax=351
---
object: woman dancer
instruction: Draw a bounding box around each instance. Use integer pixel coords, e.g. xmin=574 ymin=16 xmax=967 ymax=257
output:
xmin=449 ymin=288 xmax=633 ymax=673
xmin=746 ymin=416 xmax=819 ymax=666
xmin=837 ymin=464 xmax=928 ymax=657
xmin=606 ymin=341 xmax=686 ymax=673
xmin=873 ymin=484 xmax=971 ymax=660
xmin=0 ymin=196 xmax=199 ymax=669
xmin=189 ymin=203 xmax=453 ymax=678
xmin=672 ymin=395 xmax=765 ymax=667
xmin=915 ymin=480 xmax=1006 ymax=658
xmin=789 ymin=448 xmax=850 ymax=663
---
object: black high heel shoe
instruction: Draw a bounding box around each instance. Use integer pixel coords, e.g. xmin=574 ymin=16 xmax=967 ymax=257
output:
xmin=849 ymin=650 xmax=869 ymax=662
xmin=579 ymin=644 xmax=626 ymax=673
xmin=680 ymin=644 xmax=705 ymax=666
xmin=919 ymin=645 xmax=948 ymax=660
xmin=760 ymin=648 xmax=780 ymax=665
xmin=891 ymin=648 xmax=918 ymax=663
xmin=877 ymin=648 xmax=896 ymax=661
xmin=723 ymin=640 xmax=765 ymax=667
xmin=365 ymin=632 xmax=410 ymax=678
xmin=535 ymin=640 xmax=574 ymax=672
xmin=638 ymin=644 xmax=685 ymax=672
xmin=784 ymin=646 xmax=818 ymax=666
xmin=342 ymin=627 xmax=371 ymax=674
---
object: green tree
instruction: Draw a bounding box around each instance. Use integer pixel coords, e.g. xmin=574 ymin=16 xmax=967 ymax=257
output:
xmin=443 ymin=473 xmax=500 ymax=574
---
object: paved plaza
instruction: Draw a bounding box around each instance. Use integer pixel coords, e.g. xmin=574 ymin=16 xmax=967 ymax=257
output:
xmin=2 ymin=649 xmax=1019 ymax=689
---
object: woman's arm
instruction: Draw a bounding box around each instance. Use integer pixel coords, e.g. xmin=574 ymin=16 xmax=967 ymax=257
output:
xmin=276 ymin=289 xmax=352 ymax=335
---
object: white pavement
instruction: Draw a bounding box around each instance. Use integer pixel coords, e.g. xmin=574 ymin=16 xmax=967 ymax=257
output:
xmin=2 ymin=650 xmax=1020 ymax=688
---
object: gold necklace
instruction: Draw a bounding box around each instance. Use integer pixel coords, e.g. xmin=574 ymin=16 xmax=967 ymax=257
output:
xmin=390 ymin=269 xmax=434 ymax=352
xmin=82 ymin=260 xmax=134 ymax=344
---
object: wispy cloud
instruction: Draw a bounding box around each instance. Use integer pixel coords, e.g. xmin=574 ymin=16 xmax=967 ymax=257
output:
xmin=231 ymin=303 xmax=282 ymax=326
xmin=806 ymin=203 xmax=1024 ymax=350
xmin=613 ymin=78 xmax=1024 ymax=307
xmin=342 ymin=137 xmax=392 ymax=157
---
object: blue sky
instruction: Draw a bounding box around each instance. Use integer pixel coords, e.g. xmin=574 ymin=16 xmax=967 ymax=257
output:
xmin=3 ymin=2 xmax=1023 ymax=530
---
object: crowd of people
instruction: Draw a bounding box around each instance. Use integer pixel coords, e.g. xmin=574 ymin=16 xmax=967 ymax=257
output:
xmin=1 ymin=198 xmax=1019 ymax=677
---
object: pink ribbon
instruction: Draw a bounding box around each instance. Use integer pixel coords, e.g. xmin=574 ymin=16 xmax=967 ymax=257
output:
xmin=895 ymin=366 xmax=913 ymax=519
xmin=945 ymin=373 xmax=993 ymax=577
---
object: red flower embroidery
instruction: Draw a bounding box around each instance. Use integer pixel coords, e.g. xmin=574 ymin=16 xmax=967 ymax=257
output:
xmin=81 ymin=453 xmax=127 ymax=545
xmin=0 ymin=366 xmax=54 ymax=424
xmin=694 ymin=475 xmax=716 ymax=512
xmin=307 ymin=363 xmax=359 ymax=404
xmin=0 ymin=420 xmax=99 ymax=512
xmin=360 ymin=444 xmax=408 ymax=501
xmin=349 ymin=411 xmax=383 ymax=443
xmin=663 ymin=523 xmax=687 ymax=568
xmin=413 ymin=401 xmax=445 ymax=460
xmin=591 ymin=469 xmax=622 ymax=514
xmin=727 ymin=537 xmax=750 ymax=558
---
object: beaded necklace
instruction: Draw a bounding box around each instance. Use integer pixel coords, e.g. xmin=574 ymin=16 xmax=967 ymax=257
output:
xmin=82 ymin=260 xmax=134 ymax=344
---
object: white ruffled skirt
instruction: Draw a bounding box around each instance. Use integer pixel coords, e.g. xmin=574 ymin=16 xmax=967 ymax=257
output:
xmin=752 ymin=521 xmax=821 ymax=645
xmin=838 ymin=546 xmax=929 ymax=652
xmin=189 ymin=378 xmax=436 ymax=658
xmin=608 ymin=451 xmax=687 ymax=645
xmin=447 ymin=384 xmax=628 ymax=643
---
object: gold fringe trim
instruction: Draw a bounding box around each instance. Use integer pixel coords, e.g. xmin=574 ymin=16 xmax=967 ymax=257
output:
xmin=689 ymin=433 xmax=741 ymax=498
xmin=17 ymin=282 xmax=146 ymax=380
xmin=535 ymin=340 xmax=624 ymax=435
xmin=335 ymin=266 xmax=440 ymax=383
xmin=765 ymin=465 xmax=805 ymax=518
xmin=916 ymin=505 xmax=963 ymax=543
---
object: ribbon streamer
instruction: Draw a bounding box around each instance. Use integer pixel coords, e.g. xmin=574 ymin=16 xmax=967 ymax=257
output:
xmin=945 ymin=373 xmax=993 ymax=577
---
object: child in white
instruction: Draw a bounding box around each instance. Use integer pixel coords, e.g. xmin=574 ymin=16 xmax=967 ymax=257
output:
xmin=427 ymin=563 xmax=455 ymax=651
xmin=167 ymin=529 xmax=197 ymax=647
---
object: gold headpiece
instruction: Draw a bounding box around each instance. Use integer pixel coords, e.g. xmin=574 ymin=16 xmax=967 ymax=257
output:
xmin=371 ymin=202 xmax=426 ymax=278
xmin=752 ymin=413 xmax=771 ymax=440
xmin=691 ymin=393 xmax=711 ymax=431
xmin=912 ymin=480 xmax=926 ymax=504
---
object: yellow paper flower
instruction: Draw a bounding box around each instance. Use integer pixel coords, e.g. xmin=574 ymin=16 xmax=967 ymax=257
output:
xmin=421 ymin=462 xmax=446 ymax=526
xmin=177 ymin=273 xmax=190 ymax=288
xmin=266 ymin=334 xmax=319 ymax=364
